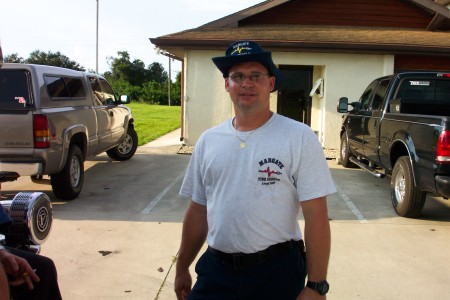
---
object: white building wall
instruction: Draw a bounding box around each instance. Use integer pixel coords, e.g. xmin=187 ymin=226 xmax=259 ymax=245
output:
xmin=183 ymin=50 xmax=233 ymax=145
xmin=183 ymin=50 xmax=394 ymax=149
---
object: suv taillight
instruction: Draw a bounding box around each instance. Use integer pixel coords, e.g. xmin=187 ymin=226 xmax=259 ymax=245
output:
xmin=33 ymin=115 xmax=50 ymax=148
xmin=436 ymin=130 xmax=450 ymax=163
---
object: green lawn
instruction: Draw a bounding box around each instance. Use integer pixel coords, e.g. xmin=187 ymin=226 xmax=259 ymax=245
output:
xmin=126 ymin=103 xmax=181 ymax=146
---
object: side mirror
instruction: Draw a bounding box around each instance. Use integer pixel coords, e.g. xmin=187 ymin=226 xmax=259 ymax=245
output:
xmin=120 ymin=95 xmax=130 ymax=104
xmin=337 ymin=97 xmax=349 ymax=113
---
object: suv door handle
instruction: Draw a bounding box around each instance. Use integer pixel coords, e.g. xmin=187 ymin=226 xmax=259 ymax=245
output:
xmin=109 ymin=111 xmax=114 ymax=117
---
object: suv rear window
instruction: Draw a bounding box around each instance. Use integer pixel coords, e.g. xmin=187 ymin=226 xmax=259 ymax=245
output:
xmin=396 ymin=79 xmax=450 ymax=102
xmin=45 ymin=75 xmax=86 ymax=99
xmin=0 ymin=69 xmax=32 ymax=110
xmin=393 ymin=78 xmax=450 ymax=115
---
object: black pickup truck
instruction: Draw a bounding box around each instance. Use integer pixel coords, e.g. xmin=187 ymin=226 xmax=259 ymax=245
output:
xmin=337 ymin=72 xmax=450 ymax=218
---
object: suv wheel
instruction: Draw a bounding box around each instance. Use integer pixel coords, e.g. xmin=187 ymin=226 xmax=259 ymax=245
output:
xmin=51 ymin=145 xmax=84 ymax=200
xmin=106 ymin=125 xmax=138 ymax=161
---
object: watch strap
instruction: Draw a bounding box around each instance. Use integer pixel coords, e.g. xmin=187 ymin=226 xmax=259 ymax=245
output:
xmin=306 ymin=280 xmax=329 ymax=295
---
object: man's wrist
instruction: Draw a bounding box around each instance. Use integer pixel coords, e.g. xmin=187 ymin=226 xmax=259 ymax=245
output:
xmin=306 ymin=280 xmax=329 ymax=295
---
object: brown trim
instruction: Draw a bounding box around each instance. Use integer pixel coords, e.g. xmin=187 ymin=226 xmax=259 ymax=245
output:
xmin=199 ymin=0 xmax=290 ymax=29
xmin=193 ymin=0 xmax=450 ymax=31
xmin=395 ymin=54 xmax=450 ymax=71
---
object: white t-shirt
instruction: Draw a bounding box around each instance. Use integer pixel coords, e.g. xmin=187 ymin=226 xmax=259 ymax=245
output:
xmin=180 ymin=113 xmax=336 ymax=253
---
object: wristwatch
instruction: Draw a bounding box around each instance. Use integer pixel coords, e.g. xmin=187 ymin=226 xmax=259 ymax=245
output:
xmin=306 ymin=280 xmax=329 ymax=295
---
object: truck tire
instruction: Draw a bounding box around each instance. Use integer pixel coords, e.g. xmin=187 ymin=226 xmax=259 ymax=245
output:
xmin=106 ymin=125 xmax=138 ymax=161
xmin=339 ymin=131 xmax=355 ymax=168
xmin=51 ymin=145 xmax=84 ymax=200
xmin=391 ymin=156 xmax=426 ymax=218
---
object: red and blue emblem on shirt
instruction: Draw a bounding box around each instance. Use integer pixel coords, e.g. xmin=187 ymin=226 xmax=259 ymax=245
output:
xmin=258 ymin=158 xmax=283 ymax=186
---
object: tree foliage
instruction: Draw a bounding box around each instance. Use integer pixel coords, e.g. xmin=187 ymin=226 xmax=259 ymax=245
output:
xmin=147 ymin=62 xmax=167 ymax=84
xmin=5 ymin=50 xmax=85 ymax=71
xmin=106 ymin=51 xmax=180 ymax=106
xmin=4 ymin=53 xmax=25 ymax=63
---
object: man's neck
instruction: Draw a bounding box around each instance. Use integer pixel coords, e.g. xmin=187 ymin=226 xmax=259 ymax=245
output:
xmin=234 ymin=110 xmax=273 ymax=131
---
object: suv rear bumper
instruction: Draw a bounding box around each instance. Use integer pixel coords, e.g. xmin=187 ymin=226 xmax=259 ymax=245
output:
xmin=0 ymin=162 xmax=42 ymax=176
xmin=436 ymin=175 xmax=450 ymax=198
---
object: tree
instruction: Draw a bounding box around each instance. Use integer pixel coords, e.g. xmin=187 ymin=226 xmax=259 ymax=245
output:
xmin=105 ymin=51 xmax=181 ymax=106
xmin=4 ymin=53 xmax=25 ymax=63
xmin=26 ymin=50 xmax=85 ymax=71
xmin=146 ymin=62 xmax=167 ymax=84
xmin=107 ymin=51 xmax=147 ymax=86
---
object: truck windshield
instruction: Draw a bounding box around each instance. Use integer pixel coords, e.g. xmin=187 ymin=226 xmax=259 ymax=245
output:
xmin=0 ymin=69 xmax=32 ymax=110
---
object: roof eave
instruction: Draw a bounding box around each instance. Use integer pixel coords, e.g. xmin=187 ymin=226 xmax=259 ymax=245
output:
xmin=149 ymin=38 xmax=450 ymax=56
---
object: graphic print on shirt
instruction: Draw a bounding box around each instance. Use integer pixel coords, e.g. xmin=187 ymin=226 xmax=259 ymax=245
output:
xmin=258 ymin=157 xmax=284 ymax=186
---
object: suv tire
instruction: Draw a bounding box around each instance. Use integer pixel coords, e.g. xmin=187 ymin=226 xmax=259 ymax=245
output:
xmin=106 ymin=125 xmax=138 ymax=161
xmin=51 ymin=145 xmax=84 ymax=200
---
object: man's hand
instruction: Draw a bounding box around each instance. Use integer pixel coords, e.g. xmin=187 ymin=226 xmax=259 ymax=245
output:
xmin=174 ymin=268 xmax=192 ymax=300
xmin=0 ymin=249 xmax=40 ymax=290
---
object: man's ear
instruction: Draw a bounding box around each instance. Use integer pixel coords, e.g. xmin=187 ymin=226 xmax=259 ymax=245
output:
xmin=269 ymin=76 xmax=276 ymax=92
xmin=225 ymin=78 xmax=230 ymax=91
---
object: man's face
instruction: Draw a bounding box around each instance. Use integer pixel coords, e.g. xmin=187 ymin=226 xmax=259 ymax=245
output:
xmin=225 ymin=62 xmax=275 ymax=112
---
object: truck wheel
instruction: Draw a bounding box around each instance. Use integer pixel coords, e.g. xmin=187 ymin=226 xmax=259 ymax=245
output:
xmin=339 ymin=131 xmax=355 ymax=168
xmin=391 ymin=156 xmax=426 ymax=218
xmin=106 ymin=125 xmax=138 ymax=161
xmin=51 ymin=145 xmax=84 ymax=200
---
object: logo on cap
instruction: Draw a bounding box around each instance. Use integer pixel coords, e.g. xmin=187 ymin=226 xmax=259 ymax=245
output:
xmin=231 ymin=46 xmax=252 ymax=55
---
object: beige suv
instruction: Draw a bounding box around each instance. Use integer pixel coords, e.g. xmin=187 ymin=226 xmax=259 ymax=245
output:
xmin=0 ymin=63 xmax=138 ymax=200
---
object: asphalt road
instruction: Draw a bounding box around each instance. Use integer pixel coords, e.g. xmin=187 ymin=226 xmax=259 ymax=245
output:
xmin=1 ymin=130 xmax=450 ymax=300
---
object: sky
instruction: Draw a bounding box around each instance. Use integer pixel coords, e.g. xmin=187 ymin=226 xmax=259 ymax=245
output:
xmin=0 ymin=0 xmax=263 ymax=78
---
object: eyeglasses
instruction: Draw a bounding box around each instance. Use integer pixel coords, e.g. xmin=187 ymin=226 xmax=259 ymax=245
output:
xmin=228 ymin=73 xmax=270 ymax=84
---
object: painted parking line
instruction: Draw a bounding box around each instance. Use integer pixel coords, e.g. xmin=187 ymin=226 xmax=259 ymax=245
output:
xmin=141 ymin=171 xmax=185 ymax=214
xmin=335 ymin=185 xmax=368 ymax=223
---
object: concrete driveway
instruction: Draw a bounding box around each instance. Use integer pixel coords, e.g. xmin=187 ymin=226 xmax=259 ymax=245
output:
xmin=2 ymin=129 xmax=450 ymax=300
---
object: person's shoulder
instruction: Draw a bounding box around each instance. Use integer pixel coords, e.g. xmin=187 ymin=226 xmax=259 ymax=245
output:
xmin=196 ymin=119 xmax=231 ymax=146
xmin=274 ymin=113 xmax=310 ymax=131
xmin=201 ymin=119 xmax=230 ymax=136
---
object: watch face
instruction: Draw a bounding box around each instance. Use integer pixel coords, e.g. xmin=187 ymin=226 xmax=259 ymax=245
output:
xmin=318 ymin=281 xmax=329 ymax=295
xmin=307 ymin=280 xmax=329 ymax=295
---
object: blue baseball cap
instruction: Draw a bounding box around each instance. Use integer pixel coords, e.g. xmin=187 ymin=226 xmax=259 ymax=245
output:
xmin=212 ymin=41 xmax=283 ymax=92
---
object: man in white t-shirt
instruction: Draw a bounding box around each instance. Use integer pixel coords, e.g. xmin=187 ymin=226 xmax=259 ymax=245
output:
xmin=175 ymin=40 xmax=336 ymax=300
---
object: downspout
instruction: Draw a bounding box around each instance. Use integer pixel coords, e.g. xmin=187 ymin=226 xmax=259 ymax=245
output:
xmin=180 ymin=60 xmax=185 ymax=142
xmin=0 ymin=41 xmax=3 ymax=68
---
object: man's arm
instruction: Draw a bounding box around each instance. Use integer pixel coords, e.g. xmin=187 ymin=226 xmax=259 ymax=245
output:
xmin=174 ymin=200 xmax=208 ymax=300
xmin=299 ymin=196 xmax=331 ymax=299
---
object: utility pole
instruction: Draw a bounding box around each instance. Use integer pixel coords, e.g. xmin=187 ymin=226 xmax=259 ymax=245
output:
xmin=96 ymin=0 xmax=99 ymax=73
xmin=156 ymin=48 xmax=176 ymax=106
